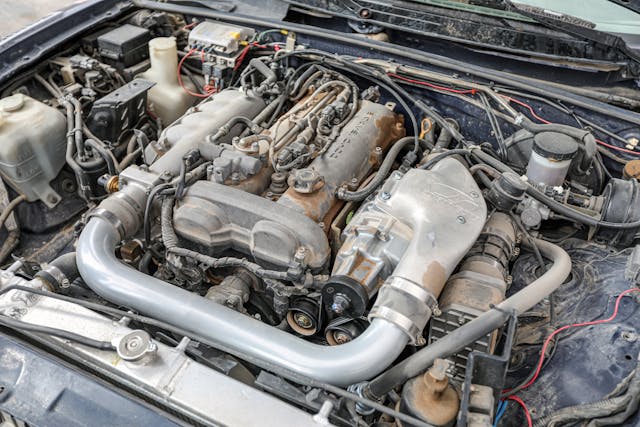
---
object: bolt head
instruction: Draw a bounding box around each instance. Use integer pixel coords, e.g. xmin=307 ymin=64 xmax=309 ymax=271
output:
xmin=294 ymin=312 xmax=312 ymax=328
xmin=331 ymin=294 xmax=350 ymax=315
xmin=333 ymin=331 xmax=351 ymax=344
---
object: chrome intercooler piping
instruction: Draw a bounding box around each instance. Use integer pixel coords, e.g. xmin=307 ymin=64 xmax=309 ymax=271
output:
xmin=78 ymin=217 xmax=407 ymax=386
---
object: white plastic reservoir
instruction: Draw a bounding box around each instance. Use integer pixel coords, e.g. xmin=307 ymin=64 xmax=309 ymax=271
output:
xmin=0 ymin=94 xmax=67 ymax=207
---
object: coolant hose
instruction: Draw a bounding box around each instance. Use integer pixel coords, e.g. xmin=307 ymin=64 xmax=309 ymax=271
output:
xmin=35 ymin=252 xmax=79 ymax=290
xmin=365 ymin=238 xmax=571 ymax=398
xmin=77 ymin=217 xmax=409 ymax=386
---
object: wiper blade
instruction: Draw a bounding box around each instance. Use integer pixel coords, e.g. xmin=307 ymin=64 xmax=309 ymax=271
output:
xmin=504 ymin=2 xmax=640 ymax=66
xmin=607 ymin=0 xmax=640 ymax=15
xmin=287 ymin=0 xmax=640 ymax=78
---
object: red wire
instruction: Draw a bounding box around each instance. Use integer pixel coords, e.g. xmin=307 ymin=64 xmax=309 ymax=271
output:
xmin=506 ymin=96 xmax=551 ymax=124
xmin=507 ymin=396 xmax=533 ymax=427
xmin=388 ymin=73 xmax=477 ymax=95
xmin=516 ymin=288 xmax=640 ymax=393
xmin=388 ymin=71 xmax=639 ymax=157
xmin=177 ymin=48 xmax=216 ymax=99
xmin=594 ymin=138 xmax=640 ymax=156
xmin=233 ymin=42 xmax=267 ymax=71
xmin=505 ymin=96 xmax=640 ymax=156
xmin=234 ymin=45 xmax=251 ymax=71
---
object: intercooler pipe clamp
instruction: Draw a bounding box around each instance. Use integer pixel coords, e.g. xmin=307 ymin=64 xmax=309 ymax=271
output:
xmin=87 ymin=208 xmax=127 ymax=238
xmin=87 ymin=185 xmax=147 ymax=238
xmin=368 ymin=276 xmax=438 ymax=345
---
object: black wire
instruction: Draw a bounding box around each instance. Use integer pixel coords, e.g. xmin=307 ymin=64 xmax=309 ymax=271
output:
xmin=478 ymin=92 xmax=508 ymax=161
xmin=501 ymin=338 xmax=559 ymax=399
xmin=509 ymin=213 xmax=547 ymax=275
xmin=418 ymin=148 xmax=470 ymax=169
xmin=175 ymin=160 xmax=188 ymax=199
xmin=0 ymin=311 xmax=115 ymax=350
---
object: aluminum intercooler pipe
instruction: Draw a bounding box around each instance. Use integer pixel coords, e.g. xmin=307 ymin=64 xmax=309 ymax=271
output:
xmin=77 ymin=217 xmax=407 ymax=386
xmin=77 ymin=158 xmax=487 ymax=385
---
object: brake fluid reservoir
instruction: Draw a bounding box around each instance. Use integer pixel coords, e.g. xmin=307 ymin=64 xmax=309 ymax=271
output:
xmin=526 ymin=132 xmax=578 ymax=187
xmin=0 ymin=94 xmax=67 ymax=207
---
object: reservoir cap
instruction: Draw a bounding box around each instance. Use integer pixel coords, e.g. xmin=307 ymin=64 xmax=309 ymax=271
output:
xmin=532 ymin=131 xmax=579 ymax=161
xmin=0 ymin=94 xmax=24 ymax=112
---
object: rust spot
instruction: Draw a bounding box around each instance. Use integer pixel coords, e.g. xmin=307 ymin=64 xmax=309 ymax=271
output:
xmin=368 ymin=113 xmax=405 ymax=170
xmin=421 ymin=261 xmax=447 ymax=296
xmin=279 ymin=186 xmax=334 ymax=222
xmin=276 ymin=109 xmax=405 ymax=225
xmin=374 ymin=112 xmax=406 ymax=150
xmin=624 ymin=159 xmax=640 ymax=180
xmin=225 ymin=165 xmax=272 ymax=195
xmin=350 ymin=253 xmax=377 ymax=284
xmin=321 ymin=197 xmax=345 ymax=234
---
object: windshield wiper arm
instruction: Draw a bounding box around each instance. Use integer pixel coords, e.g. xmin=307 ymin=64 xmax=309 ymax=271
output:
xmin=504 ymin=1 xmax=640 ymax=65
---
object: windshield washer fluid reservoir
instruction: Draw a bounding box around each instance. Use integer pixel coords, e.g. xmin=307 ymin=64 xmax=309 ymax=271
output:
xmin=0 ymin=94 xmax=67 ymax=208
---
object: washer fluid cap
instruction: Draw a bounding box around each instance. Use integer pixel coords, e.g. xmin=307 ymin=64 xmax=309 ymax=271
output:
xmin=0 ymin=94 xmax=24 ymax=112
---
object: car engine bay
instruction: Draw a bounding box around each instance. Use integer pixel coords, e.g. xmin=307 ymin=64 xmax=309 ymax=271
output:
xmin=1 ymin=3 xmax=640 ymax=426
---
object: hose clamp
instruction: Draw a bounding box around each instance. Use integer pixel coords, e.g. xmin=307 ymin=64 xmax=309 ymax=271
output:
xmin=369 ymin=276 xmax=436 ymax=344
xmin=369 ymin=305 xmax=420 ymax=342
xmin=387 ymin=276 xmax=440 ymax=315
xmin=42 ymin=264 xmax=70 ymax=289
xmin=387 ymin=276 xmax=432 ymax=304
xmin=87 ymin=208 xmax=125 ymax=237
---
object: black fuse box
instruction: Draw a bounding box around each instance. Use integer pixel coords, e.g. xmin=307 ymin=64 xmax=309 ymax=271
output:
xmin=97 ymin=24 xmax=150 ymax=68
xmin=81 ymin=26 xmax=117 ymax=55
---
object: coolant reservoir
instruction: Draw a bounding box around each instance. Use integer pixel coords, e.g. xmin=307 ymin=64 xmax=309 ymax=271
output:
xmin=0 ymin=94 xmax=67 ymax=207
xmin=139 ymin=37 xmax=195 ymax=125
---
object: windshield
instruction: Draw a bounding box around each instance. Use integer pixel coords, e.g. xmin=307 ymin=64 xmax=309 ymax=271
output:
xmin=515 ymin=0 xmax=640 ymax=48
